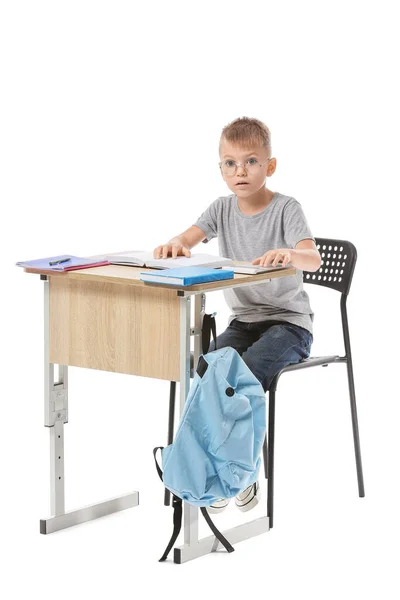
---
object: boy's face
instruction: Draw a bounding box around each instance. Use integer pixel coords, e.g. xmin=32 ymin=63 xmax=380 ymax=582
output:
xmin=219 ymin=139 xmax=276 ymax=197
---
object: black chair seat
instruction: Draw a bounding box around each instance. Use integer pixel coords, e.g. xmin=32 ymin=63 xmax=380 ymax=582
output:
xmin=274 ymin=354 xmax=340 ymax=377
xmin=191 ymin=351 xmax=341 ymax=380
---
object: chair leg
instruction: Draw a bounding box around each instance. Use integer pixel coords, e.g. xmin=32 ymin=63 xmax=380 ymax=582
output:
xmin=164 ymin=381 xmax=176 ymax=506
xmin=346 ymin=358 xmax=365 ymax=497
xmin=267 ymin=389 xmax=276 ymax=528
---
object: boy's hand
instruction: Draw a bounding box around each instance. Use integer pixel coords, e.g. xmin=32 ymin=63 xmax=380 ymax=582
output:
xmin=153 ymin=240 xmax=192 ymax=259
xmin=252 ymin=248 xmax=292 ymax=267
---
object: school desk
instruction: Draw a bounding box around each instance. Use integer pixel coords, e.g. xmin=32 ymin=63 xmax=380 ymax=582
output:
xmin=22 ymin=262 xmax=295 ymax=563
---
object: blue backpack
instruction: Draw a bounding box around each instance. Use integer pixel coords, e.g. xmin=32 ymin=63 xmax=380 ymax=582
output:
xmin=154 ymin=344 xmax=266 ymax=561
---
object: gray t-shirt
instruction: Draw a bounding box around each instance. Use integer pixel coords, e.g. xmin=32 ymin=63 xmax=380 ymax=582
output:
xmin=193 ymin=191 xmax=315 ymax=335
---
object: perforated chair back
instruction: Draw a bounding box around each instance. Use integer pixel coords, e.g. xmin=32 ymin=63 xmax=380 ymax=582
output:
xmin=302 ymin=237 xmax=357 ymax=296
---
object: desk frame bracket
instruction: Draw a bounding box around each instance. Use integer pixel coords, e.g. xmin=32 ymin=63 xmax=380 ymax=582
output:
xmin=176 ymin=278 xmax=271 ymax=297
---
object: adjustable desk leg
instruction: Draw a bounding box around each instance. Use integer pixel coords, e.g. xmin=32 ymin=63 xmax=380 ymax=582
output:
xmin=179 ymin=294 xmax=198 ymax=549
xmin=172 ymin=293 xmax=206 ymax=562
xmin=43 ymin=278 xmax=67 ymax=519
xmin=173 ymin=291 xmax=269 ymax=564
xmin=40 ymin=278 xmax=138 ymax=534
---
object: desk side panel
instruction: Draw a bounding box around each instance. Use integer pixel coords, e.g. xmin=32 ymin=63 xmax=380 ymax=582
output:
xmin=49 ymin=278 xmax=180 ymax=381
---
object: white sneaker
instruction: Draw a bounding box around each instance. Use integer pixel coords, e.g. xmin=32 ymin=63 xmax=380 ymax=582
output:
xmin=206 ymin=498 xmax=230 ymax=514
xmin=235 ymin=481 xmax=261 ymax=513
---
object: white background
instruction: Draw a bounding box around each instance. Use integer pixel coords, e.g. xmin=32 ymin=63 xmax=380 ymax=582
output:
xmin=1 ymin=0 xmax=399 ymax=597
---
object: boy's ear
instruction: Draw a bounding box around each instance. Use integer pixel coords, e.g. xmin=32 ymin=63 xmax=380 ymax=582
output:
xmin=267 ymin=158 xmax=277 ymax=176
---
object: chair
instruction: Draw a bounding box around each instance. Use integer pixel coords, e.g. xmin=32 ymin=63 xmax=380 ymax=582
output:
xmin=265 ymin=237 xmax=365 ymax=527
xmin=164 ymin=238 xmax=365 ymax=519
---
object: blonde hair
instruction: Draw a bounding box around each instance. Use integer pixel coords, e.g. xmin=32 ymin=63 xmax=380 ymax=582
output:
xmin=220 ymin=117 xmax=271 ymax=154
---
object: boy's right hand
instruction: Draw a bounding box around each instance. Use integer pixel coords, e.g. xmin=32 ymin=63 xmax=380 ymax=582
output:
xmin=153 ymin=240 xmax=192 ymax=259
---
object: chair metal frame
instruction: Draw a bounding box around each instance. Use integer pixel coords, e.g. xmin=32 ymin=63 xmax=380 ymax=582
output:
xmin=265 ymin=237 xmax=365 ymax=527
xmin=164 ymin=238 xmax=365 ymax=525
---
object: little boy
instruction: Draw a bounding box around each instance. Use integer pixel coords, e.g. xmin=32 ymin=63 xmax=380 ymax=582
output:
xmin=153 ymin=117 xmax=321 ymax=513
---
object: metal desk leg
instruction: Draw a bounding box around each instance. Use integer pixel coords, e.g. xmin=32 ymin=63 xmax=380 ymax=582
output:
xmin=40 ymin=278 xmax=139 ymax=534
xmin=173 ymin=292 xmax=270 ymax=564
xmin=178 ymin=295 xmax=199 ymax=550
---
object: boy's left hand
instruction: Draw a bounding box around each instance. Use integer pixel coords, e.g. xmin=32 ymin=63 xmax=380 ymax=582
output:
xmin=252 ymin=248 xmax=292 ymax=267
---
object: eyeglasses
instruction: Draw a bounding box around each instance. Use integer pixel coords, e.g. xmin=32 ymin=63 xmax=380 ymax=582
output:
xmin=219 ymin=157 xmax=271 ymax=176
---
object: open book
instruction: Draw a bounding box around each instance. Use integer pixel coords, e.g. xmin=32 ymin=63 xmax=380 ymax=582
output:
xmin=221 ymin=262 xmax=287 ymax=274
xmin=105 ymin=251 xmax=233 ymax=270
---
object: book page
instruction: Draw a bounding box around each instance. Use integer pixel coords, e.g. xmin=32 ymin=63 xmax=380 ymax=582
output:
xmin=106 ymin=250 xmax=154 ymax=266
xmin=221 ymin=262 xmax=286 ymax=274
xmin=147 ymin=253 xmax=232 ymax=269
xmin=239 ymin=262 xmax=285 ymax=271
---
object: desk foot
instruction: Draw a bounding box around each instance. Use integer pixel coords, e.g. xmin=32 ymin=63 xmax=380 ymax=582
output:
xmin=173 ymin=515 xmax=269 ymax=564
xmin=40 ymin=491 xmax=139 ymax=534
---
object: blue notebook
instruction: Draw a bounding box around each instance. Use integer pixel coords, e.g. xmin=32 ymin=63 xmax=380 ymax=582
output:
xmin=140 ymin=266 xmax=235 ymax=286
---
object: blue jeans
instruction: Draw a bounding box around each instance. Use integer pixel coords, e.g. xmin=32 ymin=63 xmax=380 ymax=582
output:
xmin=208 ymin=319 xmax=313 ymax=393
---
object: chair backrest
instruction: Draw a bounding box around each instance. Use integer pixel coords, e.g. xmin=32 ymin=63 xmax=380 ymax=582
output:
xmin=303 ymin=237 xmax=357 ymax=296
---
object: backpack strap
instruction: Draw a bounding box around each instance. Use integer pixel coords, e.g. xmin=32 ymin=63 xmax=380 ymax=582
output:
xmin=202 ymin=312 xmax=217 ymax=353
xmin=153 ymin=446 xmax=164 ymax=481
xmin=159 ymin=495 xmax=183 ymax=562
xmin=200 ymin=508 xmax=234 ymax=553
xmin=153 ymin=447 xmax=234 ymax=561
xmin=153 ymin=447 xmax=183 ymax=561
